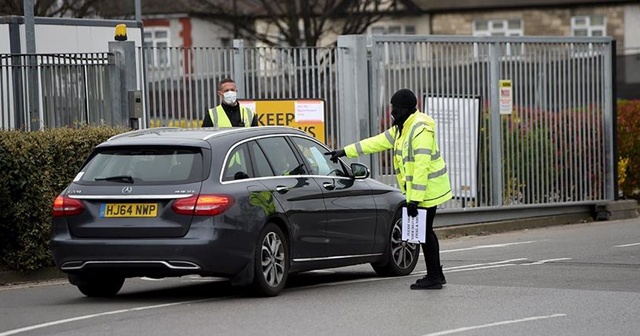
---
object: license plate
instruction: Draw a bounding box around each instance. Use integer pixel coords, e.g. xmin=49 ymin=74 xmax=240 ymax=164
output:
xmin=100 ymin=203 xmax=158 ymax=218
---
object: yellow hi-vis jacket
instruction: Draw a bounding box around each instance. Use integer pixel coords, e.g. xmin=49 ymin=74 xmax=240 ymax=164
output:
xmin=208 ymin=105 xmax=254 ymax=127
xmin=344 ymin=111 xmax=452 ymax=208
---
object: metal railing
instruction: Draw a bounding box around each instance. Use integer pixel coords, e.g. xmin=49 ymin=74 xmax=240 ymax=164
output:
xmin=363 ymin=36 xmax=614 ymax=208
xmin=0 ymin=53 xmax=113 ymax=130
xmin=140 ymin=43 xmax=339 ymax=142
xmin=0 ymin=36 xmax=617 ymax=225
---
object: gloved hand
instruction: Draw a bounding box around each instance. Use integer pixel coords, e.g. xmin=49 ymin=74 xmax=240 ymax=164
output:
xmin=324 ymin=149 xmax=346 ymax=163
xmin=406 ymin=201 xmax=419 ymax=217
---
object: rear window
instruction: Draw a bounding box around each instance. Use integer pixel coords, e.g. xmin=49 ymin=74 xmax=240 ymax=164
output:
xmin=77 ymin=147 xmax=203 ymax=185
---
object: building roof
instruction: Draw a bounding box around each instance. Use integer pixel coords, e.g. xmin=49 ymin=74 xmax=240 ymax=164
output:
xmin=96 ymin=0 xmax=270 ymax=18
xmin=96 ymin=0 xmax=214 ymax=18
xmin=413 ymin=0 xmax=637 ymax=12
xmin=98 ymin=0 xmax=418 ymax=19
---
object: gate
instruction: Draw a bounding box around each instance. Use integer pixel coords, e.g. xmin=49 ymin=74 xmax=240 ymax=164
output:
xmin=338 ymin=35 xmax=615 ymax=213
xmin=0 ymin=53 xmax=114 ymax=130
xmin=141 ymin=40 xmax=339 ymax=142
xmin=141 ymin=36 xmax=616 ymax=222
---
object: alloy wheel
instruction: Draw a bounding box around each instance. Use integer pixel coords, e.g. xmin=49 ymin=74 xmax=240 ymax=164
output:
xmin=260 ymin=231 xmax=285 ymax=287
xmin=390 ymin=219 xmax=418 ymax=269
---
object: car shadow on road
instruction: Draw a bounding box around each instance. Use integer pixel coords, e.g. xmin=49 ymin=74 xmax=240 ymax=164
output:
xmin=67 ymin=270 xmax=382 ymax=302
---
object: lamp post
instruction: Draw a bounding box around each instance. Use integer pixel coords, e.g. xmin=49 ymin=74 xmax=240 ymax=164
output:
xmin=24 ymin=0 xmax=39 ymax=130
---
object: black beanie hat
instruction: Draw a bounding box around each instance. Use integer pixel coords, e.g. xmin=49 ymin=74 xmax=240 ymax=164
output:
xmin=390 ymin=89 xmax=417 ymax=110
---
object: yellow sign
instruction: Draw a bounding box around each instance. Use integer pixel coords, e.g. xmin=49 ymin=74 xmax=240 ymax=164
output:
xmin=239 ymin=99 xmax=325 ymax=143
xmin=100 ymin=203 xmax=158 ymax=218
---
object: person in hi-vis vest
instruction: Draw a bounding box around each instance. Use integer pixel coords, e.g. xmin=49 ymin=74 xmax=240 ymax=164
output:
xmin=324 ymin=89 xmax=452 ymax=290
xmin=202 ymin=78 xmax=259 ymax=128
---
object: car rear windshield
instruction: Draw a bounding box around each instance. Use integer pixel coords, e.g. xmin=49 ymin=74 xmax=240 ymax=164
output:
xmin=78 ymin=147 xmax=203 ymax=185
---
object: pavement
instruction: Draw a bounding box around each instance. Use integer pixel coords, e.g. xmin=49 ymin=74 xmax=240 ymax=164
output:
xmin=2 ymin=200 xmax=637 ymax=287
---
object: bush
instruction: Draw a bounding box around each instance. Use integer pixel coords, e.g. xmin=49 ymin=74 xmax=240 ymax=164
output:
xmin=0 ymin=126 xmax=128 ymax=273
xmin=478 ymin=105 xmax=605 ymax=205
xmin=617 ymin=100 xmax=640 ymax=199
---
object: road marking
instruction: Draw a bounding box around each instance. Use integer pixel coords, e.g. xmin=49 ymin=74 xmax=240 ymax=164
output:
xmin=298 ymin=256 xmax=572 ymax=289
xmin=521 ymin=258 xmax=571 ymax=265
xmin=297 ymin=259 xmax=527 ymax=289
xmin=613 ymin=242 xmax=640 ymax=248
xmin=0 ymin=299 xmax=214 ymax=336
xmin=445 ymin=259 xmax=527 ymax=270
xmin=421 ymin=313 xmax=567 ymax=336
xmin=442 ymin=241 xmax=541 ymax=253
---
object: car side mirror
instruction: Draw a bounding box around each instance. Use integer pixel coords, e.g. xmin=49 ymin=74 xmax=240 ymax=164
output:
xmin=350 ymin=163 xmax=370 ymax=179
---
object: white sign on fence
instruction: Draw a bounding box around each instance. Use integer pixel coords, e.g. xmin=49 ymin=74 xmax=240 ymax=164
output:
xmin=424 ymin=95 xmax=480 ymax=200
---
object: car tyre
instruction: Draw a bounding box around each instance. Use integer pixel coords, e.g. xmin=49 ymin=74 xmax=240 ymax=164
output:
xmin=372 ymin=213 xmax=420 ymax=276
xmin=251 ymin=223 xmax=289 ymax=296
xmin=71 ymin=274 xmax=125 ymax=297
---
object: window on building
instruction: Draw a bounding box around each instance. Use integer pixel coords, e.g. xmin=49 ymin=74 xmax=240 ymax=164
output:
xmin=368 ymin=25 xmax=415 ymax=35
xmin=473 ymin=19 xmax=524 ymax=57
xmin=473 ymin=19 xmax=523 ymax=37
xmin=571 ymin=15 xmax=606 ymax=37
xmin=144 ymin=28 xmax=170 ymax=67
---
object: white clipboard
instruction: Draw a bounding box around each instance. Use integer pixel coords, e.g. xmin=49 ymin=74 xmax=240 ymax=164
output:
xmin=401 ymin=207 xmax=427 ymax=243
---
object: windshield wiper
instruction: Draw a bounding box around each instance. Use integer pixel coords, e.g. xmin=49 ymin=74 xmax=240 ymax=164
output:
xmin=94 ymin=175 xmax=134 ymax=183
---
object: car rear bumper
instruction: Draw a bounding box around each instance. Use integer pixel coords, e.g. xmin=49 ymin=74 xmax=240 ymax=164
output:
xmin=51 ymin=219 xmax=256 ymax=279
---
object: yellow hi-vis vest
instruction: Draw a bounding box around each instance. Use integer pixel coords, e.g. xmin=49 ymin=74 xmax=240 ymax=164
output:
xmin=344 ymin=111 xmax=452 ymax=208
xmin=208 ymin=105 xmax=254 ymax=127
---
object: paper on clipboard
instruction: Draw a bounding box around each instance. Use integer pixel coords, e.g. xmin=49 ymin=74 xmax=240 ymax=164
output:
xmin=402 ymin=207 xmax=427 ymax=243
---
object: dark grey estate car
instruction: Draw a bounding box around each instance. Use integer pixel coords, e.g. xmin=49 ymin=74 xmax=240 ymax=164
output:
xmin=51 ymin=126 xmax=419 ymax=297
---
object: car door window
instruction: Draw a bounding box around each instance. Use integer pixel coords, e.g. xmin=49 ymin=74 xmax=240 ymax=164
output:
xmin=248 ymin=141 xmax=275 ymax=177
xmin=222 ymin=143 xmax=252 ymax=181
xmin=291 ymin=136 xmax=345 ymax=177
xmin=256 ymin=137 xmax=305 ymax=176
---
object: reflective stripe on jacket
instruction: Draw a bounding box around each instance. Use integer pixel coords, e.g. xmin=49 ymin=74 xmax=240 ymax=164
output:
xmin=208 ymin=105 xmax=254 ymax=127
xmin=344 ymin=111 xmax=452 ymax=208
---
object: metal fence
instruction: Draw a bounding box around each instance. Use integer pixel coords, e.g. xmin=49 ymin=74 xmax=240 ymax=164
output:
xmin=358 ymin=35 xmax=615 ymax=209
xmin=141 ymin=42 xmax=339 ymax=141
xmin=0 ymin=53 xmax=113 ymax=130
xmin=0 ymin=35 xmax=618 ymax=225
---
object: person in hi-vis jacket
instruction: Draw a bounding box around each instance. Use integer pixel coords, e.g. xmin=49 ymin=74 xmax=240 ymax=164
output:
xmin=325 ymin=88 xmax=452 ymax=290
xmin=202 ymin=78 xmax=258 ymax=128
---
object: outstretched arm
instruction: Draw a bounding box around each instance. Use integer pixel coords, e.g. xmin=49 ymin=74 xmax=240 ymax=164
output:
xmin=344 ymin=128 xmax=396 ymax=158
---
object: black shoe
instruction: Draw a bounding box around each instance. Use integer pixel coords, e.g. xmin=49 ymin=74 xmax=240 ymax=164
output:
xmin=410 ymin=276 xmax=443 ymax=290
xmin=440 ymin=265 xmax=446 ymax=284
xmin=416 ymin=265 xmax=446 ymax=285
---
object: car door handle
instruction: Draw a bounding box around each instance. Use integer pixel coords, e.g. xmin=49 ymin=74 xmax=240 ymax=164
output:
xmin=322 ymin=182 xmax=335 ymax=190
xmin=275 ymin=186 xmax=289 ymax=194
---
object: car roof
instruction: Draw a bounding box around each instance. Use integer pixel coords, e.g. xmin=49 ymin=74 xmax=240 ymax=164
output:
xmin=99 ymin=126 xmax=310 ymax=148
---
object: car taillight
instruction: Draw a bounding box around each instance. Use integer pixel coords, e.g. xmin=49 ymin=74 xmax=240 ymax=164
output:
xmin=172 ymin=194 xmax=235 ymax=216
xmin=52 ymin=195 xmax=85 ymax=217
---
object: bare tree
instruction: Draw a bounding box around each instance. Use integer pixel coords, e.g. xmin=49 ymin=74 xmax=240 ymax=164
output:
xmin=0 ymin=0 xmax=103 ymax=17
xmin=195 ymin=0 xmax=416 ymax=47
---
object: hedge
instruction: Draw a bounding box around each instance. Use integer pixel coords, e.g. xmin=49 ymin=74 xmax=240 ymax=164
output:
xmin=0 ymin=126 xmax=128 ymax=273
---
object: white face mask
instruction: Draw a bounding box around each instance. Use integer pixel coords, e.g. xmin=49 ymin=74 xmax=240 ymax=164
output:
xmin=222 ymin=91 xmax=237 ymax=105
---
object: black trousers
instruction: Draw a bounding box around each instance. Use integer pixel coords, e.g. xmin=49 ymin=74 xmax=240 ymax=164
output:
xmin=420 ymin=206 xmax=441 ymax=277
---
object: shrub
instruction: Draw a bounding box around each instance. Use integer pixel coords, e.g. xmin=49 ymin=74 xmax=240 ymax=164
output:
xmin=617 ymin=100 xmax=640 ymax=199
xmin=0 ymin=126 xmax=128 ymax=273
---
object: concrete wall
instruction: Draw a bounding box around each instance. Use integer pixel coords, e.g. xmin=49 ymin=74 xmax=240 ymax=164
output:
xmin=190 ymin=17 xmax=232 ymax=47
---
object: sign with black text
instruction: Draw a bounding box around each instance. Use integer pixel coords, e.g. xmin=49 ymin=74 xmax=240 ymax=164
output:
xmin=239 ymin=99 xmax=326 ymax=143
